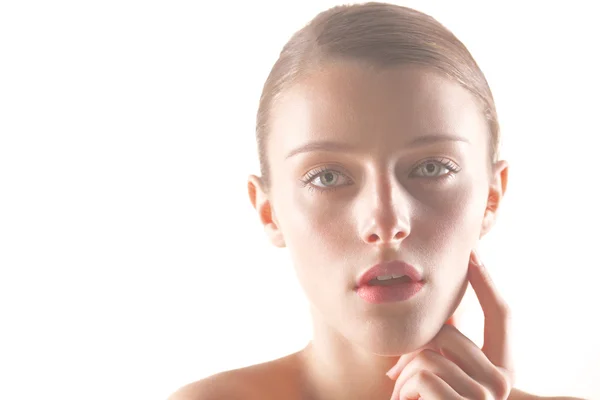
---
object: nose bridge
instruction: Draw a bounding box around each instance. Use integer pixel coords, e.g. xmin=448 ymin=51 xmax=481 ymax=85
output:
xmin=360 ymin=165 xmax=410 ymax=245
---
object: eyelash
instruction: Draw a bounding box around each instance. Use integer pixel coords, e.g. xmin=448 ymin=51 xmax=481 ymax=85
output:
xmin=300 ymin=158 xmax=461 ymax=194
xmin=410 ymin=157 xmax=462 ymax=178
xmin=300 ymin=166 xmax=351 ymax=193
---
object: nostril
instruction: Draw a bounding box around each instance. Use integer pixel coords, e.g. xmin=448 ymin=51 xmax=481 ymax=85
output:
xmin=393 ymin=231 xmax=404 ymax=240
xmin=367 ymin=233 xmax=379 ymax=243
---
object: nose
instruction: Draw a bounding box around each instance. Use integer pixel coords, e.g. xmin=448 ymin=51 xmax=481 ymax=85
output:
xmin=364 ymin=226 xmax=407 ymax=245
xmin=363 ymin=217 xmax=409 ymax=245
xmin=359 ymin=173 xmax=410 ymax=246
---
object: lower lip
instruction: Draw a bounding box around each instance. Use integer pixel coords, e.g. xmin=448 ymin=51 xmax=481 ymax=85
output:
xmin=355 ymin=281 xmax=424 ymax=304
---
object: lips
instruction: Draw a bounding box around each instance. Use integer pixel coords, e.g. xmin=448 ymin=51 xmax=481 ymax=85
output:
xmin=356 ymin=260 xmax=423 ymax=288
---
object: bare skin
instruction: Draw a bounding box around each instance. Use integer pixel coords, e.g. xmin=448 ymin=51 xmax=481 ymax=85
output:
xmin=169 ymin=259 xmax=581 ymax=400
xmin=169 ymin=63 xmax=585 ymax=400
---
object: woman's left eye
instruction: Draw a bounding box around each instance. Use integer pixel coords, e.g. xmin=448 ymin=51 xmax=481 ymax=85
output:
xmin=411 ymin=159 xmax=460 ymax=178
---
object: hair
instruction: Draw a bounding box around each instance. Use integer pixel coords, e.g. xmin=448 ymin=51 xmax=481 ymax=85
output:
xmin=255 ymin=2 xmax=499 ymax=190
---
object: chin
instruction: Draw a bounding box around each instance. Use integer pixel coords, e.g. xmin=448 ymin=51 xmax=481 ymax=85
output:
xmin=348 ymin=315 xmax=444 ymax=356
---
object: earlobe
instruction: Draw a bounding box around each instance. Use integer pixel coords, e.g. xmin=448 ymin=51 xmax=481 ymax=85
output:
xmin=247 ymin=175 xmax=286 ymax=248
xmin=479 ymin=161 xmax=509 ymax=238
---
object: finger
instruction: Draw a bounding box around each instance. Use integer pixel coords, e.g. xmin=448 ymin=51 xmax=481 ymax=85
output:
xmin=433 ymin=324 xmax=508 ymax=393
xmin=393 ymin=349 xmax=490 ymax=399
xmin=386 ymin=331 xmax=455 ymax=380
xmin=389 ymin=351 xmax=426 ymax=399
xmin=386 ymin=351 xmax=421 ymax=380
xmin=397 ymin=370 xmax=461 ymax=400
xmin=468 ymin=250 xmax=514 ymax=382
xmin=389 ymin=351 xmax=426 ymax=398
xmin=388 ymin=324 xmax=502 ymax=387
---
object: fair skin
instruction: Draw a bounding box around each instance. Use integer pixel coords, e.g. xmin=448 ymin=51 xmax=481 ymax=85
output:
xmin=169 ymin=63 xmax=583 ymax=400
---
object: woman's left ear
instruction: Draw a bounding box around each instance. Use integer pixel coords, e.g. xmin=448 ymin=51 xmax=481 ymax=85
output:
xmin=480 ymin=160 xmax=509 ymax=238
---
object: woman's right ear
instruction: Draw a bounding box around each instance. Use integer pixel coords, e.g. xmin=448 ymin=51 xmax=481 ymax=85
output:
xmin=247 ymin=175 xmax=286 ymax=248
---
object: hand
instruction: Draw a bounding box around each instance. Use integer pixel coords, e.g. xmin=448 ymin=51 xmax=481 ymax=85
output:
xmin=386 ymin=250 xmax=514 ymax=399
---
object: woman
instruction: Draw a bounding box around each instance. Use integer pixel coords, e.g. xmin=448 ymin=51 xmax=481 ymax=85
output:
xmin=170 ymin=3 xmax=584 ymax=399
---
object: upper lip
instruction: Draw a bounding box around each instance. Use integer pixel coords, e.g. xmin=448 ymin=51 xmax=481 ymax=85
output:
xmin=355 ymin=260 xmax=423 ymax=288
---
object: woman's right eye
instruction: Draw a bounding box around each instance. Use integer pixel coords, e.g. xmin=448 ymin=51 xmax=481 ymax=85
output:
xmin=312 ymin=170 xmax=342 ymax=187
xmin=301 ymin=167 xmax=352 ymax=192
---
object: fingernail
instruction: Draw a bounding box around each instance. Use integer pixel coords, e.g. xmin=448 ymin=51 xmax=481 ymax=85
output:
xmin=385 ymin=365 xmax=399 ymax=380
xmin=385 ymin=356 xmax=408 ymax=380
xmin=385 ymin=361 xmax=402 ymax=379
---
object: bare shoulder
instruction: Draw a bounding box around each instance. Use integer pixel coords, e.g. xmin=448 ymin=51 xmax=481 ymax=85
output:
xmin=167 ymin=352 xmax=303 ymax=400
xmin=509 ymin=387 xmax=587 ymax=400
xmin=167 ymin=369 xmax=261 ymax=400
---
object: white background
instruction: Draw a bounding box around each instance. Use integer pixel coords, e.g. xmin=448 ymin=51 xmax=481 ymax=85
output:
xmin=1 ymin=1 xmax=598 ymax=399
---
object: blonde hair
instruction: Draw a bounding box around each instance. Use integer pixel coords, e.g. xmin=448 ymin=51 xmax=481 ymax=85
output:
xmin=256 ymin=2 xmax=499 ymax=189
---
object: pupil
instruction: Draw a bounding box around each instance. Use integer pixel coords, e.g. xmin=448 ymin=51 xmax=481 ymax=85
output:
xmin=324 ymin=172 xmax=334 ymax=183
xmin=426 ymin=164 xmax=436 ymax=173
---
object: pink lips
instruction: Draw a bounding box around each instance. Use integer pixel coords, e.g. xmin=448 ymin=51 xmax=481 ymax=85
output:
xmin=356 ymin=260 xmax=423 ymax=287
xmin=355 ymin=260 xmax=424 ymax=304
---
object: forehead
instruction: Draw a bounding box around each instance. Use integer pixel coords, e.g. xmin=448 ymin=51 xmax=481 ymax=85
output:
xmin=268 ymin=62 xmax=488 ymax=161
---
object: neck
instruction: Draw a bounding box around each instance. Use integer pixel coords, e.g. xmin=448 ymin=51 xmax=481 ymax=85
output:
xmin=297 ymin=307 xmax=399 ymax=400
xmin=297 ymin=307 xmax=460 ymax=400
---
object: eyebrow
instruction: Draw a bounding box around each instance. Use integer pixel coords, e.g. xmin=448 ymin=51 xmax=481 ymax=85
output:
xmin=285 ymin=134 xmax=470 ymax=159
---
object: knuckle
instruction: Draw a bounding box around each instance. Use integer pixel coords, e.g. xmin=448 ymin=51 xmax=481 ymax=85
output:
xmin=490 ymin=371 xmax=511 ymax=399
xmin=471 ymin=385 xmax=491 ymax=400
xmin=412 ymin=349 xmax=441 ymax=371
xmin=499 ymin=377 xmax=512 ymax=399
xmin=419 ymin=349 xmax=440 ymax=363
xmin=497 ymin=301 xmax=512 ymax=320
xmin=415 ymin=369 xmax=435 ymax=384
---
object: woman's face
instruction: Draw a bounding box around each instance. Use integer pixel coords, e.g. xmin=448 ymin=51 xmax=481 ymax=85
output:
xmin=251 ymin=63 xmax=505 ymax=355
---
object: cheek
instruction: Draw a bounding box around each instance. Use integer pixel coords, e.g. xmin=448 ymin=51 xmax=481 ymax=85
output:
xmin=277 ymin=189 xmax=344 ymax=259
xmin=416 ymin=187 xmax=483 ymax=304
xmin=411 ymin=184 xmax=485 ymax=267
xmin=436 ymin=191 xmax=481 ymax=236
xmin=285 ymin=189 xmax=353 ymax=249
xmin=408 ymin=186 xmax=484 ymax=319
xmin=275 ymin=189 xmax=357 ymax=299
